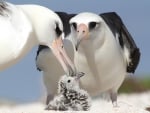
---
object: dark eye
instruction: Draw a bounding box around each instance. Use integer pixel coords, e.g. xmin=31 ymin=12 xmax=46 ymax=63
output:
xmin=71 ymin=23 xmax=77 ymax=30
xmin=55 ymin=23 xmax=62 ymax=37
xmin=67 ymin=79 xmax=71 ymax=83
xmin=89 ymin=22 xmax=97 ymax=30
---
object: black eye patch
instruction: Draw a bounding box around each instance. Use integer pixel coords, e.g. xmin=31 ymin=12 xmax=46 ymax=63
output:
xmin=55 ymin=22 xmax=62 ymax=37
xmin=89 ymin=22 xmax=98 ymax=30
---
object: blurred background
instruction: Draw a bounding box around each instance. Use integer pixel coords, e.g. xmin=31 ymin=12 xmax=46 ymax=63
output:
xmin=0 ymin=0 xmax=150 ymax=104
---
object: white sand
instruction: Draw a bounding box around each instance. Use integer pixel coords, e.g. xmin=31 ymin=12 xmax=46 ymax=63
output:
xmin=0 ymin=92 xmax=150 ymax=113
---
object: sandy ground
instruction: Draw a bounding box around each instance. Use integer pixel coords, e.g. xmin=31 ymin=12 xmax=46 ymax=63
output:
xmin=0 ymin=92 xmax=150 ymax=113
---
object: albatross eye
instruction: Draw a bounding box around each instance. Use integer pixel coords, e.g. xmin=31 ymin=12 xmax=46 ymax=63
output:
xmin=89 ymin=22 xmax=98 ymax=30
xmin=55 ymin=23 xmax=62 ymax=37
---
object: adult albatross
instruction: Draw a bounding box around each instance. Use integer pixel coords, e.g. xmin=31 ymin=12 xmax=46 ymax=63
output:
xmin=36 ymin=12 xmax=75 ymax=104
xmin=69 ymin=12 xmax=140 ymax=106
xmin=0 ymin=1 xmax=75 ymax=74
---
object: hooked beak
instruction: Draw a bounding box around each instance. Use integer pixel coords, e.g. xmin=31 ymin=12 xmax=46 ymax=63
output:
xmin=49 ymin=36 xmax=76 ymax=76
xmin=75 ymin=24 xmax=89 ymax=51
xmin=75 ymin=37 xmax=82 ymax=51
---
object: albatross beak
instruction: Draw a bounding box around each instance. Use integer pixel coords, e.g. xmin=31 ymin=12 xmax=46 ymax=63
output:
xmin=75 ymin=37 xmax=82 ymax=51
xmin=75 ymin=24 xmax=89 ymax=51
xmin=50 ymin=37 xmax=76 ymax=76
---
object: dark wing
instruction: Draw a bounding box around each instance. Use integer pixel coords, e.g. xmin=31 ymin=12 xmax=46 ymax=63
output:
xmin=56 ymin=12 xmax=76 ymax=37
xmin=100 ymin=12 xmax=140 ymax=73
xmin=35 ymin=45 xmax=49 ymax=71
xmin=35 ymin=12 xmax=76 ymax=71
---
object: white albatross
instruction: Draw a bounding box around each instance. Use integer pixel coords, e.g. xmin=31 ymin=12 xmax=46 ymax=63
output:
xmin=0 ymin=1 xmax=75 ymax=74
xmin=69 ymin=12 xmax=140 ymax=106
xmin=36 ymin=12 xmax=75 ymax=104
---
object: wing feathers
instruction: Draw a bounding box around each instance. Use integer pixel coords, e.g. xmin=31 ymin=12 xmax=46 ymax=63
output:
xmin=100 ymin=12 xmax=140 ymax=73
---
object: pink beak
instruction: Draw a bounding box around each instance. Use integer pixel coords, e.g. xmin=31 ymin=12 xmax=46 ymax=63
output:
xmin=50 ymin=37 xmax=76 ymax=76
xmin=75 ymin=24 xmax=89 ymax=51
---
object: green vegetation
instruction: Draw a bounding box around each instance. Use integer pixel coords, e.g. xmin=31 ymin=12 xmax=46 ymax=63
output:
xmin=119 ymin=76 xmax=150 ymax=93
xmin=140 ymin=77 xmax=150 ymax=89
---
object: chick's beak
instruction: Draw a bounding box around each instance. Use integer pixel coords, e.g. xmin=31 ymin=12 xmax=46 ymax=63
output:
xmin=75 ymin=24 xmax=89 ymax=51
xmin=49 ymin=36 xmax=76 ymax=75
